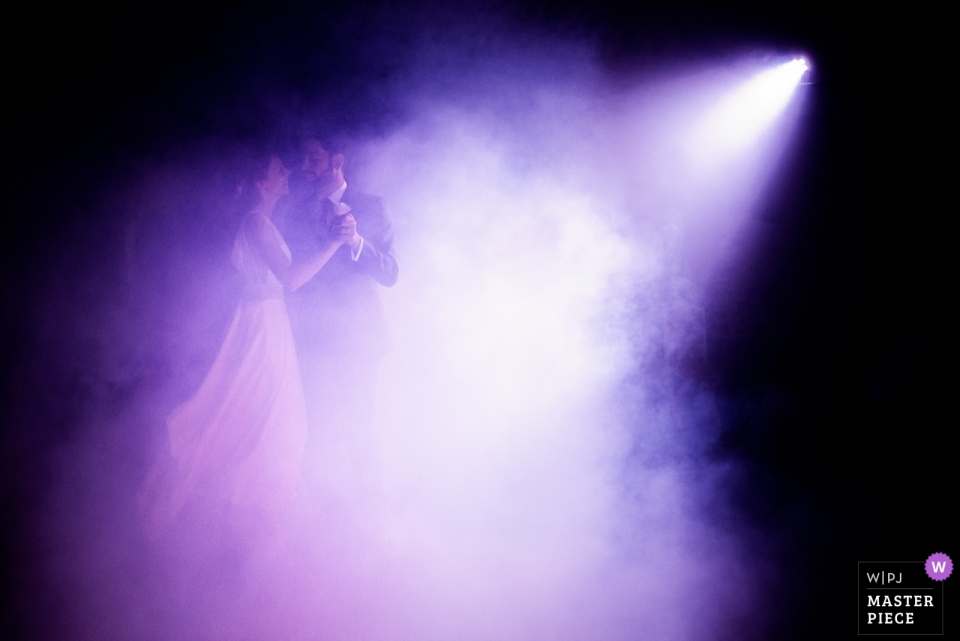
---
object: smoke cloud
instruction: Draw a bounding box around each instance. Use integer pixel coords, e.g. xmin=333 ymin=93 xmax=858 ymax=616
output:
xmin=15 ymin=27 xmax=807 ymax=641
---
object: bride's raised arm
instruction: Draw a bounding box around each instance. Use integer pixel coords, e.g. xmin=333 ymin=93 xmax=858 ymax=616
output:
xmin=245 ymin=212 xmax=341 ymax=292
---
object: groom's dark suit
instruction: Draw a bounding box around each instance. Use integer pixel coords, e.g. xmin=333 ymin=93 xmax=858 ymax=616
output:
xmin=284 ymin=185 xmax=398 ymax=363
xmin=281 ymin=184 xmax=397 ymax=489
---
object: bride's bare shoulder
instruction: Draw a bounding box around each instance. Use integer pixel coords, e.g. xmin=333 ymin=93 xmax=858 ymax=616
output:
xmin=240 ymin=211 xmax=275 ymax=233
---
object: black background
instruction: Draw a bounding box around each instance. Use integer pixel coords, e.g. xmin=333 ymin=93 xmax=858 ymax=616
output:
xmin=2 ymin=1 xmax=953 ymax=639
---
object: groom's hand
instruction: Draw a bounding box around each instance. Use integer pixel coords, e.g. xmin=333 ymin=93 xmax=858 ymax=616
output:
xmin=333 ymin=213 xmax=362 ymax=251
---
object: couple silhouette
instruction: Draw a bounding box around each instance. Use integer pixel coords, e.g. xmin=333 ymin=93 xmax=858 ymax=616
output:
xmin=139 ymin=137 xmax=398 ymax=543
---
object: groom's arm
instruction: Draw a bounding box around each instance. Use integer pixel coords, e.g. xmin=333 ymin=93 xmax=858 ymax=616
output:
xmin=353 ymin=197 xmax=399 ymax=287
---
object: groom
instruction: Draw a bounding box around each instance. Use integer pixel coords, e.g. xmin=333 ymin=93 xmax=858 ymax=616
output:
xmin=282 ymin=135 xmax=398 ymax=494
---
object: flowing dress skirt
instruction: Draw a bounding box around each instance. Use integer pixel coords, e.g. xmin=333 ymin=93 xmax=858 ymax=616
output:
xmin=140 ymin=296 xmax=308 ymax=538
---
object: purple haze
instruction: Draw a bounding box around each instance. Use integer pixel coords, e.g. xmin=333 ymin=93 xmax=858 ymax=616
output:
xmin=26 ymin=37 xmax=807 ymax=641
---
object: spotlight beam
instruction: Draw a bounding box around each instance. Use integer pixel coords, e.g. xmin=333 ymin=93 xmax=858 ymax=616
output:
xmin=688 ymin=59 xmax=809 ymax=165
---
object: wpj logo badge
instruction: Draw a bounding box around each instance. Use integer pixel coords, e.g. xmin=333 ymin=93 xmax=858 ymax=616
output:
xmin=859 ymin=553 xmax=951 ymax=635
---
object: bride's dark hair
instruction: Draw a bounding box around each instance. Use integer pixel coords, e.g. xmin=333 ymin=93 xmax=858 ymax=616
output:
xmin=234 ymin=150 xmax=276 ymax=214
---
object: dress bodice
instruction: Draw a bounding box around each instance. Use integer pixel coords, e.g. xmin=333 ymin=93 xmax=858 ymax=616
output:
xmin=231 ymin=215 xmax=290 ymax=298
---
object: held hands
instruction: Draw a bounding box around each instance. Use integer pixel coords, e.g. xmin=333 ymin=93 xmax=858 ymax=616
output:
xmin=333 ymin=212 xmax=362 ymax=250
xmin=321 ymin=201 xmax=361 ymax=251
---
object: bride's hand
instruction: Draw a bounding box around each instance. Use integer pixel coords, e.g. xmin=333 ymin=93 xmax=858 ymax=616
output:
xmin=334 ymin=213 xmax=362 ymax=250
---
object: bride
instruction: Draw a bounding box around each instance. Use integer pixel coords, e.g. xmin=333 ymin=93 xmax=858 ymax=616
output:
xmin=140 ymin=153 xmax=344 ymax=539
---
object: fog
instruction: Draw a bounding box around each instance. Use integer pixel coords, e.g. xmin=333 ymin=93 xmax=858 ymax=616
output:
xmin=19 ymin=37 xmax=808 ymax=641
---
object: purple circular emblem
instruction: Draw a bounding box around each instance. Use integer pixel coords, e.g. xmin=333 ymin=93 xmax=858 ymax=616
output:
xmin=926 ymin=552 xmax=953 ymax=581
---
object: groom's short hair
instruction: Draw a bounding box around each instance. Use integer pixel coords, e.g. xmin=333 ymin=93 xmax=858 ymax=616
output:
xmin=305 ymin=132 xmax=347 ymax=157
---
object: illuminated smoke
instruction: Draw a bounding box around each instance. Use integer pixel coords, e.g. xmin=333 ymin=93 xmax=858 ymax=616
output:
xmin=687 ymin=59 xmax=809 ymax=166
xmin=26 ymin=40 xmax=808 ymax=641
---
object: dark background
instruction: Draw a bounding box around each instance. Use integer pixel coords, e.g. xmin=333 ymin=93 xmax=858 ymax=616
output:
xmin=2 ymin=1 xmax=951 ymax=639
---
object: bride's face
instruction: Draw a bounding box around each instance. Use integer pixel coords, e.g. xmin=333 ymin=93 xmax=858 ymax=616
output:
xmin=258 ymin=156 xmax=291 ymax=198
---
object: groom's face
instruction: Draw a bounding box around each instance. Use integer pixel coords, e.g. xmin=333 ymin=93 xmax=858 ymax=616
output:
xmin=301 ymin=139 xmax=333 ymax=183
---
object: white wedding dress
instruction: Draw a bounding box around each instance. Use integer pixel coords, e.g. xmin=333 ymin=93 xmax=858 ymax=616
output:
xmin=141 ymin=217 xmax=308 ymax=535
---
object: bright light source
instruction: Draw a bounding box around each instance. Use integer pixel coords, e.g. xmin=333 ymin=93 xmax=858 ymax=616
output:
xmin=687 ymin=58 xmax=809 ymax=165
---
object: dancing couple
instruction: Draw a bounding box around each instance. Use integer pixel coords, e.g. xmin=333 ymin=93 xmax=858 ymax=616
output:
xmin=139 ymin=137 xmax=398 ymax=541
